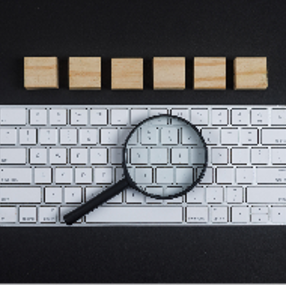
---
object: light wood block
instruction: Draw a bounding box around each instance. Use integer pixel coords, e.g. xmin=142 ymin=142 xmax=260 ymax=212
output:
xmin=69 ymin=57 xmax=101 ymax=90
xmin=194 ymin=57 xmax=226 ymax=90
xmin=234 ymin=57 xmax=268 ymax=90
xmin=24 ymin=57 xmax=58 ymax=90
xmin=153 ymin=57 xmax=185 ymax=90
xmin=112 ymin=58 xmax=143 ymax=90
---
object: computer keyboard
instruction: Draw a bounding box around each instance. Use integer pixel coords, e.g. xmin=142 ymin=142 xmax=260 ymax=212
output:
xmin=0 ymin=105 xmax=286 ymax=226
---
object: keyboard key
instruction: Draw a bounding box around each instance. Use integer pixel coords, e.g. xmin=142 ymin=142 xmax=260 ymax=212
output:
xmin=176 ymin=167 xmax=193 ymax=184
xmin=55 ymin=168 xmax=73 ymax=184
xmin=0 ymin=108 xmax=26 ymax=125
xmin=271 ymin=148 xmax=286 ymax=164
xmin=198 ymin=167 xmax=213 ymax=184
xmin=75 ymin=168 xmax=92 ymax=184
xmin=271 ymin=207 xmax=286 ymax=223
xmin=30 ymin=109 xmax=47 ymax=125
xmin=0 ymin=128 xmax=17 ymax=145
xmin=231 ymin=148 xmax=248 ymax=165
xmin=186 ymin=207 xmax=208 ymax=223
xmin=0 ymin=207 xmax=17 ymax=222
xmin=251 ymin=214 xmax=268 ymax=223
xmin=86 ymin=206 xmax=182 ymax=223
xmin=201 ymin=128 xmax=219 ymax=145
xmin=45 ymin=187 xmax=62 ymax=203
xmin=156 ymin=168 xmax=173 ymax=184
xmin=141 ymin=127 xmax=158 ymax=145
xmin=251 ymin=109 xmax=268 ymax=126
xmin=94 ymin=168 xmax=113 ymax=184
xmin=19 ymin=128 xmax=37 ymax=145
xmin=0 ymin=187 xmax=41 ymax=203
xmin=60 ymin=207 xmax=82 ymax=223
xmin=161 ymin=127 xmax=178 ymax=145
xmin=231 ymin=207 xmax=249 ymax=223
xmin=85 ymin=187 xmax=102 ymax=202
xmin=131 ymin=109 xmax=148 ymax=125
xmin=111 ymin=109 xmax=129 ymax=126
xmin=251 ymin=206 xmax=268 ymax=213
xmin=236 ymin=167 xmax=254 ymax=184
xmin=256 ymin=167 xmax=286 ymax=184
xmin=182 ymin=126 xmax=201 ymax=145
xmin=64 ymin=187 xmax=82 ymax=203
xmin=131 ymin=148 xmax=148 ymax=164
xmin=211 ymin=206 xmax=228 ymax=223
xmin=70 ymin=109 xmax=88 ymax=125
xmin=90 ymin=109 xmax=108 ymax=125
xmin=0 ymin=168 xmax=32 ymax=184
xmin=211 ymin=109 xmax=228 ymax=126
xmin=126 ymin=188 xmax=145 ymax=203
xmin=19 ymin=207 xmax=37 ymax=223
xmin=150 ymin=148 xmax=168 ymax=165
xmin=50 ymin=109 xmax=67 ymax=125
xmin=60 ymin=129 xmax=77 ymax=145
xmin=211 ymin=147 xmax=228 ymax=164
xmin=216 ymin=167 xmax=233 ymax=184
xmin=50 ymin=148 xmax=67 ymax=164
xmin=0 ymin=148 xmax=26 ymax=164
xmin=134 ymin=168 xmax=152 ymax=184
xmin=226 ymin=187 xmax=243 ymax=203
xmin=110 ymin=148 xmax=123 ymax=164
xmin=171 ymin=109 xmax=189 ymax=121
xmin=171 ymin=148 xmax=188 ymax=164
xmin=90 ymin=148 xmax=108 ymax=164
xmin=39 ymin=207 xmax=57 ymax=223
xmin=30 ymin=148 xmax=47 ymax=164
xmin=271 ymin=109 xmax=286 ymax=126
xmin=240 ymin=128 xmax=258 ymax=145
xmin=79 ymin=129 xmax=98 ymax=145
xmin=262 ymin=129 xmax=286 ymax=145
xmin=39 ymin=128 xmax=58 ymax=145
xmin=247 ymin=187 xmax=286 ymax=203
xmin=186 ymin=186 xmax=204 ymax=203
xmin=221 ymin=128 xmax=238 ymax=145
xmin=231 ymin=109 xmax=249 ymax=125
xmin=191 ymin=109 xmax=208 ymax=125
xmin=206 ymin=187 xmax=223 ymax=203
xmin=100 ymin=129 xmax=118 ymax=145
xmin=251 ymin=148 xmax=269 ymax=165
xmin=34 ymin=167 xmax=52 ymax=184
xmin=70 ymin=148 xmax=88 ymax=164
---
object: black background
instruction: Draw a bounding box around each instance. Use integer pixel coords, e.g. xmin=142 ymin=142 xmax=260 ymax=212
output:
xmin=1 ymin=0 xmax=286 ymax=283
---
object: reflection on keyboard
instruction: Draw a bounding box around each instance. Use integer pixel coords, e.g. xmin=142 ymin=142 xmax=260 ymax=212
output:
xmin=0 ymin=105 xmax=286 ymax=226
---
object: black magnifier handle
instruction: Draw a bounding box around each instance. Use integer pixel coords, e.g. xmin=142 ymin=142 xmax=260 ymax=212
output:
xmin=64 ymin=178 xmax=129 ymax=225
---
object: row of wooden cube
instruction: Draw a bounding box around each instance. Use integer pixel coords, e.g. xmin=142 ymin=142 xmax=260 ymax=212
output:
xmin=24 ymin=57 xmax=268 ymax=90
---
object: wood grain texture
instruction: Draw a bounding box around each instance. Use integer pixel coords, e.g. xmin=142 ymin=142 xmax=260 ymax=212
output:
xmin=69 ymin=57 xmax=101 ymax=90
xmin=194 ymin=57 xmax=226 ymax=90
xmin=24 ymin=57 xmax=58 ymax=90
xmin=234 ymin=57 xmax=268 ymax=90
xmin=111 ymin=58 xmax=143 ymax=90
xmin=153 ymin=57 xmax=185 ymax=90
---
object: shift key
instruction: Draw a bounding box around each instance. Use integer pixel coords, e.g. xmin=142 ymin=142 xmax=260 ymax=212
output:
xmin=0 ymin=168 xmax=32 ymax=184
xmin=257 ymin=168 xmax=286 ymax=184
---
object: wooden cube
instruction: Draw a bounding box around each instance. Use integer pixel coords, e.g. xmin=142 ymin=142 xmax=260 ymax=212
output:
xmin=153 ymin=57 xmax=185 ymax=90
xmin=194 ymin=57 xmax=226 ymax=90
xmin=112 ymin=58 xmax=143 ymax=90
xmin=234 ymin=57 xmax=268 ymax=90
xmin=69 ymin=57 xmax=101 ymax=90
xmin=24 ymin=57 xmax=58 ymax=90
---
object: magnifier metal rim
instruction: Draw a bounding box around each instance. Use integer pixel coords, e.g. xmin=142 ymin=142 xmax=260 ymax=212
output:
xmin=122 ymin=114 xmax=208 ymax=200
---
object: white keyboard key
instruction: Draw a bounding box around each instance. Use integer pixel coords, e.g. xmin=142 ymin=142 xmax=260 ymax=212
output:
xmin=0 ymin=207 xmax=17 ymax=222
xmin=171 ymin=109 xmax=189 ymax=121
xmin=70 ymin=148 xmax=88 ymax=164
xmin=149 ymin=109 xmax=168 ymax=125
xmin=134 ymin=168 xmax=152 ymax=184
xmin=79 ymin=129 xmax=98 ymax=145
xmin=131 ymin=109 xmax=148 ymax=125
xmin=240 ymin=128 xmax=258 ymax=145
xmin=64 ymin=187 xmax=82 ymax=203
xmin=262 ymin=129 xmax=286 ymax=145
xmin=19 ymin=129 xmax=37 ymax=145
xmin=216 ymin=167 xmax=233 ymax=184
xmin=45 ymin=187 xmax=62 ymax=203
xmin=251 ymin=148 xmax=269 ymax=164
xmin=0 ymin=128 xmax=17 ymax=145
xmin=231 ymin=109 xmax=249 ymax=125
xmin=141 ymin=127 xmax=158 ymax=145
xmin=231 ymin=148 xmax=248 ymax=165
xmin=191 ymin=109 xmax=208 ymax=125
xmin=206 ymin=187 xmax=223 ymax=203
xmin=211 ymin=148 xmax=228 ymax=164
xmin=94 ymin=168 xmax=113 ymax=184
xmin=19 ymin=207 xmax=37 ymax=223
xmin=75 ymin=168 xmax=92 ymax=184
xmin=171 ymin=148 xmax=188 ymax=164
xmin=251 ymin=214 xmax=268 ymax=223
xmin=221 ymin=128 xmax=238 ymax=145
xmin=182 ymin=126 xmax=200 ymax=145
xmin=236 ymin=167 xmax=253 ymax=184
xmin=191 ymin=147 xmax=206 ymax=165
xmin=0 ymin=108 xmax=26 ymax=125
xmin=90 ymin=148 xmax=108 ymax=164
xmin=119 ymin=128 xmax=132 ymax=145
xmin=39 ymin=129 xmax=58 ymax=145
xmin=226 ymin=187 xmax=243 ymax=203
xmin=146 ymin=190 xmax=163 ymax=203
xmin=111 ymin=109 xmax=129 ymax=125
xmin=85 ymin=187 xmax=102 ymax=201
xmin=110 ymin=148 xmax=123 ymax=164
xmin=0 ymin=148 xmax=26 ymax=164
xmin=164 ymin=187 xmax=183 ymax=203
xmin=30 ymin=109 xmax=47 ymax=125
xmin=186 ymin=186 xmax=204 ymax=203
xmin=0 ymin=187 xmax=41 ymax=203
xmin=39 ymin=207 xmax=57 ymax=223
xmin=198 ymin=167 xmax=213 ymax=184
xmin=107 ymin=193 xmax=123 ymax=204
xmin=30 ymin=148 xmax=47 ymax=164
xmin=271 ymin=148 xmax=286 ymax=164
xmin=50 ymin=148 xmax=67 ymax=164
xmin=55 ymin=168 xmax=73 ymax=184
xmin=115 ymin=168 xmax=124 ymax=181
xmin=126 ymin=188 xmax=145 ymax=203
xmin=271 ymin=109 xmax=286 ymax=126
xmin=251 ymin=206 xmax=268 ymax=213
xmin=251 ymin=109 xmax=268 ymax=126
xmin=131 ymin=148 xmax=148 ymax=164
xmin=60 ymin=207 xmax=81 ymax=223
xmin=161 ymin=127 xmax=178 ymax=145
xmin=70 ymin=109 xmax=88 ymax=125
xmin=247 ymin=187 xmax=286 ymax=203
xmin=156 ymin=168 xmax=173 ymax=184
xmin=60 ymin=129 xmax=77 ymax=145
xmin=50 ymin=109 xmax=67 ymax=125
xmin=90 ymin=109 xmax=108 ymax=125
xmin=35 ymin=168 xmax=52 ymax=184
xmin=211 ymin=206 xmax=228 ymax=223
xmin=211 ymin=109 xmax=228 ymax=125
xmin=231 ymin=207 xmax=249 ymax=223
xmin=256 ymin=167 xmax=286 ymax=184
xmin=176 ymin=167 xmax=193 ymax=184
xmin=100 ymin=129 xmax=118 ymax=145
xmin=201 ymin=128 xmax=219 ymax=145
xmin=187 ymin=207 xmax=208 ymax=223
xmin=271 ymin=207 xmax=286 ymax=223
xmin=86 ymin=206 xmax=182 ymax=223
xmin=0 ymin=168 xmax=31 ymax=184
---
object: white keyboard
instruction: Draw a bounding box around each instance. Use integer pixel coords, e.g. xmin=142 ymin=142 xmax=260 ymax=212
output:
xmin=0 ymin=105 xmax=286 ymax=226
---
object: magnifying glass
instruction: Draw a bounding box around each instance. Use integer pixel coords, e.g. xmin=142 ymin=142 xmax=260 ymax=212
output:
xmin=64 ymin=114 xmax=208 ymax=225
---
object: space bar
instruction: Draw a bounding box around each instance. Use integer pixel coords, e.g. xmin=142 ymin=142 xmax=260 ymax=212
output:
xmin=86 ymin=206 xmax=182 ymax=223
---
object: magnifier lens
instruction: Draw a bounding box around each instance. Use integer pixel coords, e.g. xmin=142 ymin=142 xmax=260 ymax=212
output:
xmin=124 ymin=115 xmax=207 ymax=198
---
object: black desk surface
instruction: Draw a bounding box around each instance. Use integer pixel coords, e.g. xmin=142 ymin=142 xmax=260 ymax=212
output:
xmin=1 ymin=0 xmax=286 ymax=283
